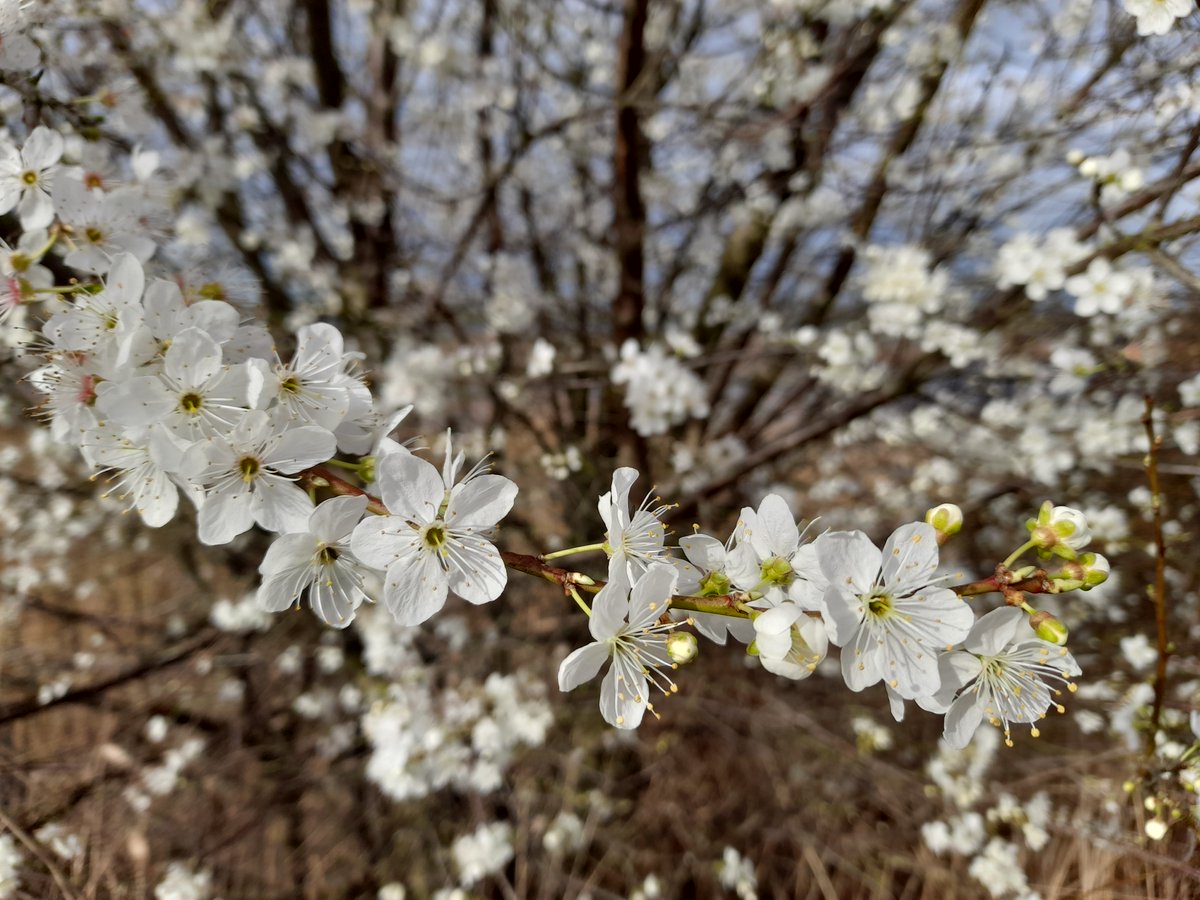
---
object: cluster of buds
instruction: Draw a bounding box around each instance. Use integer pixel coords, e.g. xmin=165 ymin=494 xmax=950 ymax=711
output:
xmin=1051 ymin=552 xmax=1111 ymax=592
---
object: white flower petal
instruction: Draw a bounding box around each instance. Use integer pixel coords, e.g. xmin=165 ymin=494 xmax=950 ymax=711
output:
xmin=251 ymin=475 xmax=314 ymax=534
xmin=198 ymin=486 xmax=255 ymax=545
xmin=943 ymin=691 xmax=985 ymax=749
xmin=383 ymin=551 xmax=448 ymax=625
xmin=816 ymin=530 xmax=880 ymax=596
xmin=965 ymin=606 xmax=1024 ymax=656
xmin=22 ymin=126 xmax=64 ymax=169
xmin=756 ymin=493 xmax=799 ymax=556
xmin=446 ymin=474 xmax=518 ymax=528
xmin=260 ymin=533 xmax=321 ymax=576
xmin=558 ymin=641 xmax=610 ymax=692
xmin=309 ymin=494 xmax=368 ymax=542
xmin=164 ymin=327 xmax=223 ymax=388
xmin=258 ymin=566 xmax=316 ymax=613
xmin=588 ymin=582 xmax=628 ymax=641
xmin=350 ymin=515 xmax=415 ymax=568
xmin=18 ymin=186 xmax=54 ymax=230
xmin=819 ymin=584 xmax=864 ymax=647
xmin=446 ymin=538 xmax=507 ymax=604
xmin=599 ymin=656 xmax=647 ymax=730
xmin=628 ymin=563 xmax=678 ymax=629
xmin=678 ymin=533 xmax=726 ymax=570
xmin=376 ymin=450 xmax=443 ymax=520
xmin=880 ymin=522 xmax=939 ymax=587
xmin=265 ymin=425 xmax=336 ymax=473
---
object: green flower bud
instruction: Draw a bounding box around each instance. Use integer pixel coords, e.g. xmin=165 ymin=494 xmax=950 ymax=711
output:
xmin=1077 ymin=552 xmax=1110 ymax=589
xmin=1053 ymin=552 xmax=1110 ymax=592
xmin=666 ymin=632 xmax=699 ymax=665
xmin=1026 ymin=501 xmax=1092 ymax=560
xmin=1029 ymin=610 xmax=1070 ymax=646
xmin=925 ymin=503 xmax=963 ymax=536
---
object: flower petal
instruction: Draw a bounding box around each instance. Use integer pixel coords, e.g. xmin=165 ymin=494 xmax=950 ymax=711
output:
xmin=446 ymin=537 xmax=507 ymax=604
xmin=599 ymin=655 xmax=647 ymax=730
xmin=265 ymin=425 xmax=336 ymax=473
xmin=880 ymin=522 xmax=939 ymax=588
xmin=383 ymin=551 xmax=448 ymax=625
xmin=558 ymin=641 xmax=610 ymax=692
xmin=376 ymin=451 xmax=443 ymax=520
xmin=679 ymin=533 xmax=726 ymax=570
xmin=942 ymin=690 xmax=985 ymax=749
xmin=446 ymin=474 xmax=517 ymax=528
xmin=755 ymin=493 xmax=799 ymax=556
xmin=309 ymin=494 xmax=368 ymax=543
xmin=260 ymin=533 xmax=321 ymax=576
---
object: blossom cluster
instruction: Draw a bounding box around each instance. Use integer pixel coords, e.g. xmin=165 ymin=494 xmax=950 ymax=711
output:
xmin=557 ymin=469 xmax=1087 ymax=748
xmin=21 ymin=237 xmax=516 ymax=630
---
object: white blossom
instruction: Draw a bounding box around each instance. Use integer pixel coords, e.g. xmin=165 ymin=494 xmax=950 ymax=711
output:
xmin=351 ymin=437 xmax=516 ymax=625
xmin=817 ymin=523 xmax=973 ymax=699
xmin=258 ymin=495 xmax=373 ymax=627
xmin=937 ymin=607 xmax=1081 ymax=748
xmin=558 ymin=564 xmax=681 ymax=729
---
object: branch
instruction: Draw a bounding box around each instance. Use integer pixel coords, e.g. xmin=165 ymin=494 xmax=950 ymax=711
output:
xmin=0 ymin=629 xmax=219 ymax=727
xmin=1142 ymin=396 xmax=1169 ymax=755
xmin=612 ymin=0 xmax=649 ymax=348
xmin=807 ymin=0 xmax=987 ymax=327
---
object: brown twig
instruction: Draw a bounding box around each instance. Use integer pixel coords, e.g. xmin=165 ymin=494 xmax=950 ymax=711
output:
xmin=1142 ymin=395 xmax=1170 ymax=755
xmin=0 ymin=804 xmax=81 ymax=900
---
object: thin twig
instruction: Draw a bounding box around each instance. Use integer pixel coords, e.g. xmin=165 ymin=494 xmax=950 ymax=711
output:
xmin=0 ymin=804 xmax=81 ymax=900
xmin=1142 ymin=395 xmax=1170 ymax=755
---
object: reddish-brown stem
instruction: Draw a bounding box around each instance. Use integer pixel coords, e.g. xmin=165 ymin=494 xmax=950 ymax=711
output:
xmin=950 ymin=566 xmax=1055 ymax=599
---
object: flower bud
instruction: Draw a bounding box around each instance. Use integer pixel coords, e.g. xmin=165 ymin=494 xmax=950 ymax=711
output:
xmin=925 ymin=503 xmax=963 ymax=537
xmin=1054 ymin=552 xmax=1110 ymax=591
xmin=1027 ymin=501 xmax=1092 ymax=559
xmin=666 ymin=631 xmax=699 ymax=665
xmin=1029 ymin=610 xmax=1069 ymax=646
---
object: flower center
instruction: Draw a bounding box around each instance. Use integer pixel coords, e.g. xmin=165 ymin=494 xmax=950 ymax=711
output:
xmin=317 ymin=546 xmax=340 ymax=565
xmin=866 ymin=593 xmax=893 ymax=617
xmin=421 ymin=524 xmax=447 ymax=550
xmin=239 ymin=456 xmax=261 ymax=482
xmin=198 ymin=282 xmax=227 ymax=300
xmin=21 ymin=170 xmax=38 ymax=186
xmin=279 ymin=376 xmax=301 ymax=394
xmin=85 ymin=226 xmax=105 ymax=244
xmin=179 ymin=392 xmax=204 ymax=414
